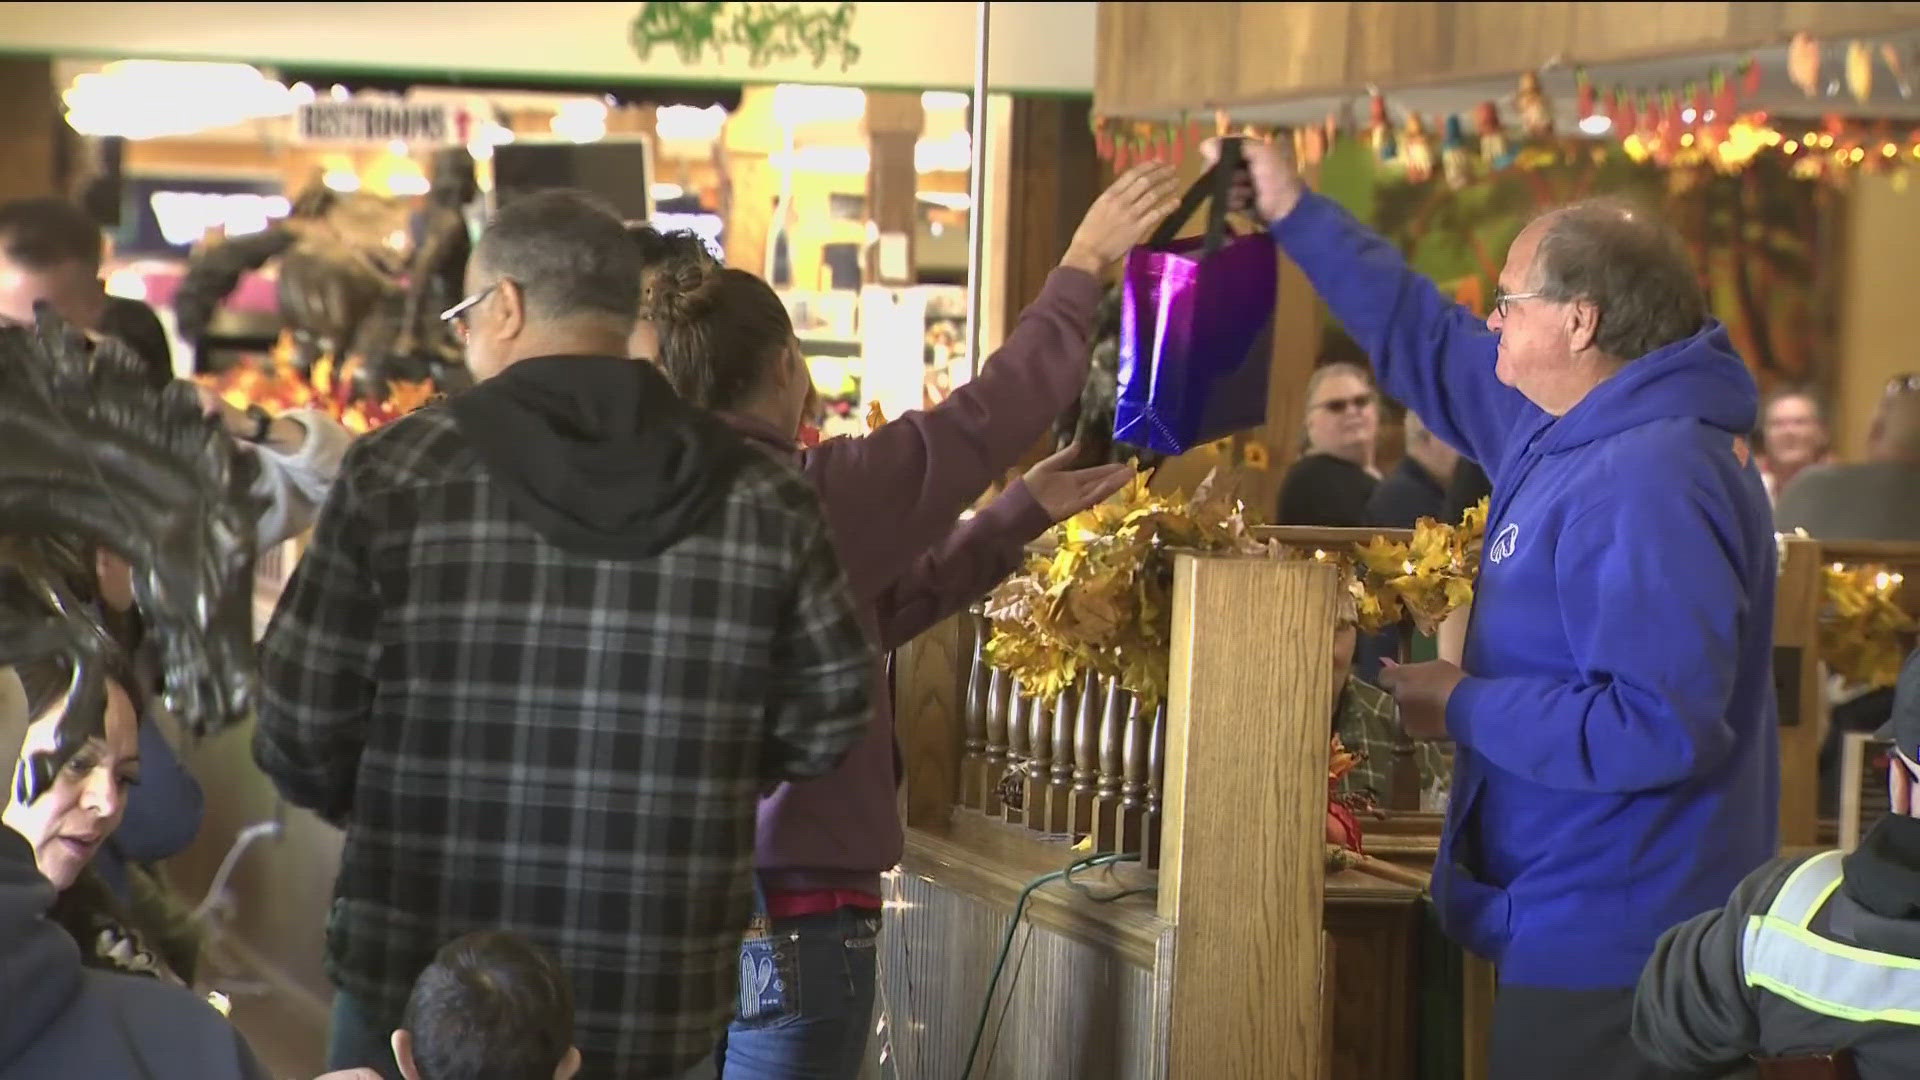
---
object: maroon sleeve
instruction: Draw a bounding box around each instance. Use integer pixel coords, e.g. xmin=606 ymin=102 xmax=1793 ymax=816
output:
xmin=807 ymin=268 xmax=1101 ymax=603
xmin=873 ymin=480 xmax=1053 ymax=650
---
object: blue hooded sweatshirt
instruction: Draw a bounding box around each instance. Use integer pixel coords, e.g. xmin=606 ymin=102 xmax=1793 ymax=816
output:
xmin=1275 ymin=193 xmax=1779 ymax=990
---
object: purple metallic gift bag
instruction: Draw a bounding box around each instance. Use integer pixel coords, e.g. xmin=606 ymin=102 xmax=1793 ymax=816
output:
xmin=1113 ymin=137 xmax=1277 ymax=456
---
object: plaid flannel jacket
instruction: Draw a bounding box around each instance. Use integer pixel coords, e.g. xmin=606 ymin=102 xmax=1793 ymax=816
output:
xmin=1334 ymin=677 xmax=1451 ymax=803
xmin=254 ymin=404 xmax=872 ymax=1078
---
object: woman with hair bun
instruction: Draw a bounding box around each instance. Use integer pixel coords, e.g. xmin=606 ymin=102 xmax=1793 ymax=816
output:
xmin=634 ymin=162 xmax=1181 ymax=1078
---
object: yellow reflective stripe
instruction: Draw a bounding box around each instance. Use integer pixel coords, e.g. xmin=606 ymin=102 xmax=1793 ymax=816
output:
xmin=1761 ymin=916 xmax=1920 ymax=972
xmin=1801 ymin=876 xmax=1844 ymax=930
xmin=1766 ymin=850 xmax=1845 ymax=925
xmin=1742 ymin=914 xmax=1920 ymax=1027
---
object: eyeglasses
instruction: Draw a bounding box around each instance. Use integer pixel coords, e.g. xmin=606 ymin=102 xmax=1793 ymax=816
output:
xmin=1491 ymin=288 xmax=1545 ymax=318
xmin=439 ymin=282 xmax=501 ymax=336
xmin=1313 ymin=392 xmax=1375 ymax=415
xmin=1886 ymin=373 xmax=1920 ymax=397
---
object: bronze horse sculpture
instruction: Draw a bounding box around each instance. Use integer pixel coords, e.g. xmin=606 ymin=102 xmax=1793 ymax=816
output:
xmin=1 ymin=306 xmax=262 ymax=803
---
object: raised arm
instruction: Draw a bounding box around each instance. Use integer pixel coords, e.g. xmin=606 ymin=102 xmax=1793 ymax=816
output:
xmin=809 ymin=164 xmax=1180 ymax=599
xmin=253 ymin=444 xmax=382 ymax=823
xmin=874 ymin=445 xmax=1133 ymax=649
xmin=1227 ymin=139 xmax=1530 ymax=471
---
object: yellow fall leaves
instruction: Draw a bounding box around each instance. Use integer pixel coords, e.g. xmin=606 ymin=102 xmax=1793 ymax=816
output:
xmin=1342 ymin=499 xmax=1488 ymax=635
xmin=1820 ymin=563 xmax=1915 ymax=688
xmin=984 ymin=467 xmax=1266 ymax=710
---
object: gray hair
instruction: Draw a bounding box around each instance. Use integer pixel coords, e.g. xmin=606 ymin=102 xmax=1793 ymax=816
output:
xmin=474 ymin=190 xmax=641 ymax=325
xmin=1528 ymin=199 xmax=1705 ymax=361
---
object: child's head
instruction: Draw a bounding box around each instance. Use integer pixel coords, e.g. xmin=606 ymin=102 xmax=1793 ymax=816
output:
xmin=392 ymin=931 xmax=580 ymax=1080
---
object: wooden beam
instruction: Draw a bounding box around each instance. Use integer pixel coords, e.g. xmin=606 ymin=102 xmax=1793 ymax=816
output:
xmin=1096 ymin=2 xmax=1920 ymax=118
xmin=0 ymin=58 xmax=62 ymax=207
xmin=1160 ymin=555 xmax=1338 ymax=1079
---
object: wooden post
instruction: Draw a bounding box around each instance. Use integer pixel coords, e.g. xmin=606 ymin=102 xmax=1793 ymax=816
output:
xmin=1160 ymin=556 xmax=1338 ymax=1080
xmin=894 ymin=611 xmax=969 ymax=831
xmin=721 ymin=86 xmax=778 ymax=274
xmin=1774 ymin=537 xmax=1824 ymax=849
xmin=0 ymin=59 xmax=61 ymax=207
xmin=961 ymin=613 xmax=991 ymax=810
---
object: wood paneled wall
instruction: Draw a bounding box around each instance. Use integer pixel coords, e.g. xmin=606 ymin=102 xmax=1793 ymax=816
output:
xmin=879 ymin=870 xmax=1163 ymax=1079
xmin=1096 ymin=2 xmax=1920 ymax=116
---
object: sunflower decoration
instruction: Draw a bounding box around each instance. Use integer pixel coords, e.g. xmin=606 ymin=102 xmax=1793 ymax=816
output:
xmin=1819 ymin=563 xmax=1916 ymax=688
xmin=984 ymin=466 xmax=1271 ymax=710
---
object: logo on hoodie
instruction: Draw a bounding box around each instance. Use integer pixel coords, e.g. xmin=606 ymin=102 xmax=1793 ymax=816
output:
xmin=1489 ymin=522 xmax=1520 ymax=565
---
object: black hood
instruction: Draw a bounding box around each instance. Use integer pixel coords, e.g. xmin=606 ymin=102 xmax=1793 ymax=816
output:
xmin=450 ymin=355 xmax=748 ymax=559
xmin=0 ymin=828 xmax=83 ymax=1069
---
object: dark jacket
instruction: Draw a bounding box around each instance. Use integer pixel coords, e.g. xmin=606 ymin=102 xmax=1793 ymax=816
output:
xmin=255 ymin=356 xmax=873 ymax=1078
xmin=1633 ymin=814 xmax=1920 ymax=1078
xmin=0 ymin=828 xmax=266 ymax=1079
xmin=1276 ymin=451 xmax=1377 ymax=526
xmin=1366 ymin=455 xmax=1448 ymax=528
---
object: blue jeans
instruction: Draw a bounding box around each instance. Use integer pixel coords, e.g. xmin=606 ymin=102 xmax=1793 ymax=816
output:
xmin=331 ymin=987 xmax=720 ymax=1080
xmin=719 ymin=907 xmax=881 ymax=1080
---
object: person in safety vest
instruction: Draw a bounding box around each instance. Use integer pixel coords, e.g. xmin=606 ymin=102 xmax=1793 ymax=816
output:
xmin=1632 ymin=646 xmax=1920 ymax=1078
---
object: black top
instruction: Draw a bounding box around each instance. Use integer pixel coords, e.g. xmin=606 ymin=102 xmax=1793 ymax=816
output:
xmin=1444 ymin=459 xmax=1493 ymax=521
xmin=1275 ymin=452 xmax=1377 ymax=527
xmin=96 ymin=295 xmax=173 ymax=390
xmin=1366 ymin=456 xmax=1448 ymax=528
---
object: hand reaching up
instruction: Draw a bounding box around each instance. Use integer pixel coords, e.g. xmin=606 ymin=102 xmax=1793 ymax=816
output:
xmin=1203 ymin=136 xmax=1305 ymax=224
xmin=1058 ymin=162 xmax=1184 ymax=275
xmin=1023 ymin=441 xmax=1137 ymax=521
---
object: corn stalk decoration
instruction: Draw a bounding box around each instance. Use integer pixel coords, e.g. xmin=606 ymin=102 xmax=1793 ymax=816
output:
xmin=630 ymin=2 xmax=861 ymax=70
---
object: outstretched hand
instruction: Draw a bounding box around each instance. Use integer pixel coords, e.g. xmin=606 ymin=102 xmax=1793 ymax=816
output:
xmin=1058 ymin=162 xmax=1184 ymax=275
xmin=1023 ymin=441 xmax=1137 ymax=522
xmin=1202 ymin=136 xmax=1305 ymax=224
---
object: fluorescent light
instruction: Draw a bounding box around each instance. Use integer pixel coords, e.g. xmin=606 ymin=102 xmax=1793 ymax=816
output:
xmin=655 ymin=104 xmax=728 ymax=143
xmin=651 ymin=182 xmax=685 ymax=200
xmin=62 ymin=61 xmax=302 ymax=140
xmin=915 ymin=131 xmax=972 ymax=172
xmin=147 ymin=191 xmax=291 ymax=246
xmin=771 ymin=146 xmax=872 ymax=173
xmin=551 ymin=99 xmax=608 ymax=144
xmin=773 ymin=84 xmax=866 ymax=128
xmin=387 ymin=173 xmax=431 ymax=197
xmin=1578 ymin=114 xmax=1613 ymax=136
xmin=921 ymin=91 xmax=970 ymax=112
xmin=917 ymin=191 xmax=972 ymax=210
xmin=323 ymin=170 xmax=362 ymax=193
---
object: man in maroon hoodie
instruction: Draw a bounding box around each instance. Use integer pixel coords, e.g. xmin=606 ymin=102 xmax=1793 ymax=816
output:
xmin=637 ymin=161 xmax=1181 ymax=1077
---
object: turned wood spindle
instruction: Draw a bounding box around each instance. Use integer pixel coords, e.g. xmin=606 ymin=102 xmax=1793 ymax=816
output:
xmin=1022 ymin=692 xmax=1054 ymax=830
xmin=981 ymin=667 xmax=1011 ymax=812
xmin=1118 ymin=694 xmax=1151 ymax=854
xmin=1046 ymin=685 xmax=1076 ymax=831
xmin=1144 ymin=702 xmax=1167 ymax=868
xmin=1069 ymin=675 xmax=1102 ymax=835
xmin=1002 ymin=682 xmax=1030 ymax=819
xmin=1093 ymin=679 xmax=1129 ymax=851
xmin=961 ymin=612 xmax=992 ymax=810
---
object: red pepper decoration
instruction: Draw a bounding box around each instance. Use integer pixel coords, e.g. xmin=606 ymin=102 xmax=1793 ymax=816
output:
xmin=1742 ymin=57 xmax=1762 ymax=98
xmin=1576 ymin=67 xmax=1595 ymax=121
xmin=1690 ymin=81 xmax=1709 ymax=126
xmin=1642 ymin=91 xmax=1663 ymax=136
xmin=1666 ymin=87 xmax=1685 ymax=134
xmin=1713 ymin=68 xmax=1737 ymax=121
xmin=1603 ymin=86 xmax=1620 ymax=124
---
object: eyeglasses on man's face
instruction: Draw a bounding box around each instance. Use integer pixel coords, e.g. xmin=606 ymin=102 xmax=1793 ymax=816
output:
xmin=1491 ymin=287 xmax=1545 ymax=319
xmin=440 ymin=282 xmax=501 ymax=338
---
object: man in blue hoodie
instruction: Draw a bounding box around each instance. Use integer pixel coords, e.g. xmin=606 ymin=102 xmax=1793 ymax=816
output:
xmin=1222 ymin=139 xmax=1779 ymax=1079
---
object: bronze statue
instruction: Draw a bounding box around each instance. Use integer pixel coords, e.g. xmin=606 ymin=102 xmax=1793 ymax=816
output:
xmin=173 ymin=151 xmax=478 ymax=400
xmin=0 ymin=306 xmax=261 ymax=803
